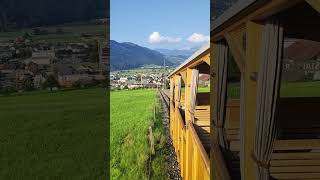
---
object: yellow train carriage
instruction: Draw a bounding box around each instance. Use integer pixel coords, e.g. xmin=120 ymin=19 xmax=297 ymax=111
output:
xmin=211 ymin=0 xmax=320 ymax=179
xmin=168 ymin=43 xmax=210 ymax=180
xmin=168 ymin=1 xmax=319 ymax=179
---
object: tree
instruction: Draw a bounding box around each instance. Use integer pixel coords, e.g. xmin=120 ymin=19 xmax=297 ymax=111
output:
xmin=43 ymin=75 xmax=59 ymax=92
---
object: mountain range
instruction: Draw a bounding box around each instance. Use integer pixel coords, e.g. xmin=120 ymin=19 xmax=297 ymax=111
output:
xmin=155 ymin=47 xmax=199 ymax=65
xmin=0 ymin=0 xmax=107 ymax=31
xmin=110 ymin=40 xmax=198 ymax=70
xmin=155 ymin=47 xmax=199 ymax=57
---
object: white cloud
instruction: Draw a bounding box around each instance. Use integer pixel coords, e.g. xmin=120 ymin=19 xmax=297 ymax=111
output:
xmin=187 ymin=33 xmax=209 ymax=43
xmin=149 ymin=32 xmax=181 ymax=44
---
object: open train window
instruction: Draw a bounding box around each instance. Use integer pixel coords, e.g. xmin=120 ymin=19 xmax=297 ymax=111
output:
xmin=170 ymin=77 xmax=176 ymax=108
xmin=179 ymin=76 xmax=186 ymax=124
xmin=180 ymin=77 xmax=185 ymax=108
xmin=227 ymin=54 xmax=241 ymax=99
xmin=195 ymin=62 xmax=210 ymax=106
xmin=263 ymin=4 xmax=320 ymax=179
xmin=225 ymin=50 xmax=241 ymax=179
xmin=197 ymin=73 xmax=210 ymax=93
xmin=278 ymin=2 xmax=320 ymax=98
xmin=276 ymin=2 xmax=320 ymax=140
xmin=280 ymin=38 xmax=320 ymax=97
xmin=225 ymin=51 xmax=241 ymax=139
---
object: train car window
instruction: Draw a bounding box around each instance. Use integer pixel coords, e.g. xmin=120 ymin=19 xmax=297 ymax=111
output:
xmin=275 ymin=2 xmax=320 ymax=140
xmin=227 ymin=53 xmax=241 ymax=99
xmin=278 ymin=2 xmax=320 ymax=97
xmin=198 ymin=73 xmax=210 ymax=93
xmin=280 ymin=38 xmax=320 ymax=97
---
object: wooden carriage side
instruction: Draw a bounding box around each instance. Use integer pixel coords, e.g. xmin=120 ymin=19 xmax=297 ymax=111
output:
xmin=211 ymin=0 xmax=320 ymax=179
xmin=168 ymin=43 xmax=211 ymax=180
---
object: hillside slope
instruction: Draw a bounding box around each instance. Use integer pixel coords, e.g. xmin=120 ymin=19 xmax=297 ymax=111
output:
xmin=110 ymin=40 xmax=173 ymax=70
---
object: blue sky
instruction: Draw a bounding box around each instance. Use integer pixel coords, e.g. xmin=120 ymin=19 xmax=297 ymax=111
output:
xmin=111 ymin=0 xmax=210 ymax=50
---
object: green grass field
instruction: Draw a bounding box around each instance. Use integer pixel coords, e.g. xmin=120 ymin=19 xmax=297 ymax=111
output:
xmin=198 ymin=86 xmax=210 ymax=93
xmin=111 ymin=89 xmax=167 ymax=180
xmin=197 ymin=81 xmax=320 ymax=98
xmin=224 ymin=81 xmax=320 ymax=99
xmin=280 ymin=81 xmax=320 ymax=97
xmin=0 ymin=88 xmax=107 ymax=179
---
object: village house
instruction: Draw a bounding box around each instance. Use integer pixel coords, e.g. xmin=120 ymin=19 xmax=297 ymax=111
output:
xmin=282 ymin=39 xmax=320 ymax=81
xmin=56 ymin=65 xmax=104 ymax=88
xmin=119 ymin=77 xmax=128 ymax=83
xmin=58 ymin=74 xmax=95 ymax=87
xmin=199 ymin=74 xmax=210 ymax=87
xmin=31 ymin=50 xmax=55 ymax=65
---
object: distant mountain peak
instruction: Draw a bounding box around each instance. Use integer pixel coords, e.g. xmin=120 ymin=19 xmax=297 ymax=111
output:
xmin=153 ymin=47 xmax=201 ymax=66
xmin=110 ymin=40 xmax=174 ymax=70
xmin=154 ymin=46 xmax=199 ymax=57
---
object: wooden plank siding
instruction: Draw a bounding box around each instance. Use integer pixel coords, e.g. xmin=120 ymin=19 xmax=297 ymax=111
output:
xmin=168 ymin=45 xmax=210 ymax=180
xmin=211 ymin=1 xmax=320 ymax=179
xmin=170 ymin=1 xmax=320 ymax=178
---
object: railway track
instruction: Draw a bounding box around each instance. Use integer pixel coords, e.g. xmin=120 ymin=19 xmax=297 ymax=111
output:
xmin=158 ymin=89 xmax=182 ymax=180
xmin=159 ymin=89 xmax=170 ymax=110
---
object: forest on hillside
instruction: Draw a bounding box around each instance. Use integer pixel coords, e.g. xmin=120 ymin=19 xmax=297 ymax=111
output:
xmin=0 ymin=0 xmax=108 ymax=32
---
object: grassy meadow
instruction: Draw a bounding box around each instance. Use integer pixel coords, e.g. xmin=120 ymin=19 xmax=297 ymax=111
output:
xmin=0 ymin=88 xmax=107 ymax=179
xmin=280 ymin=81 xmax=320 ymax=97
xmin=224 ymin=81 xmax=320 ymax=99
xmin=111 ymin=89 xmax=167 ymax=180
xmin=198 ymin=86 xmax=210 ymax=93
xmin=175 ymin=81 xmax=320 ymax=98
